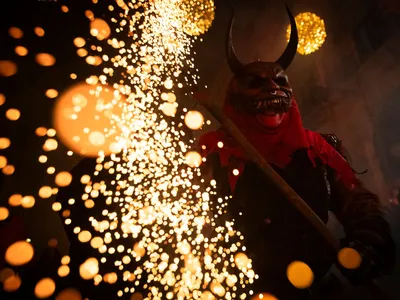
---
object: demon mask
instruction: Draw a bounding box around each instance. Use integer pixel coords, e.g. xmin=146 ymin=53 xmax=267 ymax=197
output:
xmin=225 ymin=6 xmax=298 ymax=128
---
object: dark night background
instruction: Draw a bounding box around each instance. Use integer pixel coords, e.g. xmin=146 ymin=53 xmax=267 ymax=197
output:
xmin=1 ymin=0 xmax=400 ymax=299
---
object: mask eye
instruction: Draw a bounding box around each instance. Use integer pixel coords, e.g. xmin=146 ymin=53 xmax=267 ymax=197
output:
xmin=274 ymin=76 xmax=288 ymax=86
xmin=248 ymin=75 xmax=265 ymax=89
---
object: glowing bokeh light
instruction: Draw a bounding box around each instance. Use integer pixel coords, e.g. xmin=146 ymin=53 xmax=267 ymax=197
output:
xmin=39 ymin=186 xmax=53 ymax=198
xmin=46 ymin=89 xmax=59 ymax=98
xmin=286 ymin=12 xmax=327 ymax=55
xmin=35 ymin=53 xmax=56 ymax=66
xmin=286 ymin=261 xmax=314 ymax=289
xmin=36 ymin=127 xmax=47 ymax=137
xmin=55 ymin=171 xmax=73 ymax=187
xmin=185 ymin=151 xmax=202 ymax=167
xmin=5 ymin=241 xmax=34 ymax=266
xmin=21 ymin=195 xmax=35 ymax=208
xmin=3 ymin=275 xmax=21 ymax=292
xmin=5 ymin=108 xmax=20 ymax=120
xmin=0 ymin=93 xmax=5 ymax=106
xmin=8 ymin=194 xmax=23 ymax=206
xmin=0 ymin=60 xmax=17 ymax=77
xmin=43 ymin=138 xmax=58 ymax=151
xmin=90 ymin=18 xmax=111 ymax=40
xmin=77 ymin=48 xmax=88 ymax=57
xmin=34 ymin=277 xmax=56 ymax=299
xmin=179 ymin=0 xmax=215 ymax=36
xmin=15 ymin=46 xmax=28 ymax=56
xmin=58 ymin=265 xmax=70 ymax=277
xmin=53 ymin=83 xmax=124 ymax=157
xmin=61 ymin=5 xmax=69 ymax=13
xmin=0 ymin=268 xmax=14 ymax=283
xmin=0 ymin=137 xmax=10 ymax=149
xmin=130 ymin=293 xmax=144 ymax=300
xmin=251 ymin=293 xmax=278 ymax=300
xmin=34 ymin=27 xmax=45 ymax=37
xmin=56 ymin=288 xmax=82 ymax=300
xmin=85 ymin=10 xmax=94 ymax=20
xmin=79 ymin=257 xmax=99 ymax=280
xmin=74 ymin=37 xmax=86 ymax=48
xmin=184 ymin=110 xmax=204 ymax=130
xmin=338 ymin=247 xmax=362 ymax=269
xmin=61 ymin=255 xmax=71 ymax=265
xmin=161 ymin=102 xmax=177 ymax=116
xmin=78 ymin=230 xmax=92 ymax=243
xmin=8 ymin=27 xmax=23 ymax=39
xmin=2 ymin=164 xmax=15 ymax=175
xmin=0 ymin=207 xmax=9 ymax=221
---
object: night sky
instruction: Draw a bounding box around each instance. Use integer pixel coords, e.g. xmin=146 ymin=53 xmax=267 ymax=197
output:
xmin=1 ymin=0 xmax=400 ymax=299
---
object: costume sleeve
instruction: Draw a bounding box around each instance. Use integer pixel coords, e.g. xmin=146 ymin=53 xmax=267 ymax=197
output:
xmin=329 ymin=168 xmax=396 ymax=276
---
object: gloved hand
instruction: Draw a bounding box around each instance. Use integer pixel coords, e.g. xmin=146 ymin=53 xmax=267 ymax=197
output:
xmin=337 ymin=239 xmax=383 ymax=286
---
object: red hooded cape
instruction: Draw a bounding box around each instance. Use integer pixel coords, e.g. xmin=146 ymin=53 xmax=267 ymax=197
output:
xmin=198 ymin=99 xmax=357 ymax=193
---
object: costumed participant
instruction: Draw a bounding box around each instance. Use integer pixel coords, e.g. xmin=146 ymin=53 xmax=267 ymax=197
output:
xmin=198 ymin=6 xmax=395 ymax=300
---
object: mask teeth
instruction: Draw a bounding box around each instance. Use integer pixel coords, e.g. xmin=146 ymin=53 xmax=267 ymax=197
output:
xmin=270 ymin=99 xmax=281 ymax=105
xmin=253 ymin=98 xmax=290 ymax=113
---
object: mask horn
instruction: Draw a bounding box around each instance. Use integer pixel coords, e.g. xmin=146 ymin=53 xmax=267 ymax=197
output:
xmin=275 ymin=5 xmax=298 ymax=69
xmin=227 ymin=10 xmax=244 ymax=74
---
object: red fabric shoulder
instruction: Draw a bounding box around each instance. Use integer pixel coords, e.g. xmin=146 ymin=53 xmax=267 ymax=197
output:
xmin=305 ymin=129 xmax=357 ymax=190
xmin=198 ymin=130 xmax=247 ymax=163
xmin=198 ymin=129 xmax=358 ymax=192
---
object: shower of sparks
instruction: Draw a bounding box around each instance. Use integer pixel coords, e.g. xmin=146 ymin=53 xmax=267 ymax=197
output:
xmin=1 ymin=0 xmax=256 ymax=299
xmin=62 ymin=1 xmax=255 ymax=298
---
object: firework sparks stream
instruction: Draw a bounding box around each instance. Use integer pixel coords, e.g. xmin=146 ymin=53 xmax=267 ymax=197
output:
xmin=1 ymin=0 xmax=257 ymax=299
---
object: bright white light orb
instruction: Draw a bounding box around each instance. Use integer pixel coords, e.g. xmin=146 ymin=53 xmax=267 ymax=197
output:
xmin=184 ymin=110 xmax=204 ymax=130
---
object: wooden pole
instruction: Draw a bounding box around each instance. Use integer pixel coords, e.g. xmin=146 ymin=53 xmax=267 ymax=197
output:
xmin=200 ymin=101 xmax=390 ymax=300
xmin=204 ymin=103 xmax=341 ymax=250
